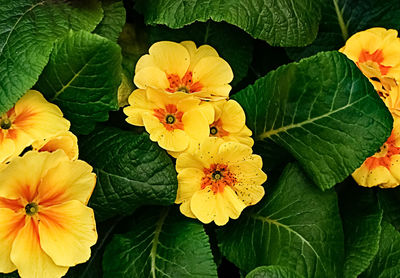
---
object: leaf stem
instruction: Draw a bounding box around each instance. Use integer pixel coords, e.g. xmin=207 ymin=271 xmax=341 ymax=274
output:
xmin=150 ymin=207 xmax=169 ymax=278
xmin=333 ymin=0 xmax=349 ymax=41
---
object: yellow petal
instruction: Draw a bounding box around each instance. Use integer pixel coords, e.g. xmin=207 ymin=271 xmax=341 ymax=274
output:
xmin=180 ymin=41 xmax=219 ymax=71
xmin=176 ymin=152 xmax=206 ymax=172
xmin=230 ymin=160 xmax=267 ymax=186
xmin=176 ymin=168 xmax=203 ymax=203
xmin=197 ymin=137 xmax=225 ymax=164
xmin=366 ymin=166 xmax=393 ymax=187
xmin=216 ymin=141 xmax=253 ymax=164
xmin=32 ymin=131 xmax=79 ymax=161
xmin=219 ymin=100 xmax=246 ymax=133
xmin=190 ymin=188 xmax=217 ymax=224
xmin=214 ymin=187 xmax=246 ymax=226
xmin=11 ymin=218 xmax=69 ymax=278
xmin=39 ymin=200 xmax=97 ymax=267
xmin=179 ymin=200 xmax=196 ymax=219
xmin=182 ymin=110 xmax=210 ymax=142
xmin=233 ymin=184 xmax=265 ymax=206
xmin=158 ymin=129 xmax=189 ymax=152
xmin=192 ymin=56 xmax=233 ymax=86
xmin=124 ymin=89 xmax=154 ymax=126
xmin=0 ymin=137 xmax=16 ymax=163
xmin=134 ymin=66 xmax=169 ymax=90
xmin=135 ymin=54 xmax=156 ymax=73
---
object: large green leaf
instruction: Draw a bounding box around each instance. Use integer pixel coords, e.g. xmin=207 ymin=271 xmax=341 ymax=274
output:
xmin=246 ymin=266 xmax=304 ymax=278
xmin=35 ymin=30 xmax=121 ymax=135
xmin=78 ymin=126 xmax=177 ymax=222
xmin=103 ymin=207 xmax=218 ymax=278
xmin=286 ymin=0 xmax=400 ymax=61
xmin=135 ymin=0 xmax=321 ymax=47
xmin=218 ymin=163 xmax=344 ymax=278
xmin=377 ymin=188 xmax=400 ymax=231
xmin=148 ymin=21 xmax=253 ymax=86
xmin=360 ymin=221 xmax=400 ymax=278
xmin=233 ymin=51 xmax=392 ymax=190
xmin=94 ymin=0 xmax=126 ymax=42
xmin=338 ymin=182 xmax=383 ymax=278
xmin=0 ymin=0 xmax=103 ymax=114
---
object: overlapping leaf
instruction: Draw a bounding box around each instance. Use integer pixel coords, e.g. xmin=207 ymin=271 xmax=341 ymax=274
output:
xmin=233 ymin=51 xmax=392 ymax=190
xmin=94 ymin=0 xmax=126 ymax=42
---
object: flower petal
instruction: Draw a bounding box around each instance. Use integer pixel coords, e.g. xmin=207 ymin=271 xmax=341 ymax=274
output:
xmin=176 ymin=168 xmax=203 ymax=203
xmin=124 ymin=89 xmax=153 ymax=126
xmin=176 ymin=152 xmax=206 ymax=172
xmin=39 ymin=200 xmax=97 ymax=267
xmin=180 ymin=41 xmax=219 ymax=71
xmin=214 ymin=187 xmax=246 ymax=226
xmin=182 ymin=110 xmax=210 ymax=142
xmin=216 ymin=141 xmax=253 ymax=164
xmin=32 ymin=131 xmax=79 ymax=161
xmin=219 ymin=100 xmax=246 ymax=133
xmin=134 ymin=67 xmax=170 ymax=90
xmin=190 ymin=188 xmax=217 ymax=224
xmin=192 ymin=56 xmax=233 ymax=86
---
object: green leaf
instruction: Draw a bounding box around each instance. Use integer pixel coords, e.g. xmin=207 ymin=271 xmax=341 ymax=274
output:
xmin=94 ymin=0 xmax=126 ymax=42
xmin=148 ymin=21 xmax=254 ymax=86
xmin=377 ymin=188 xmax=400 ymax=231
xmin=360 ymin=221 xmax=400 ymax=278
xmin=0 ymin=272 xmax=19 ymax=278
xmin=35 ymin=30 xmax=121 ymax=135
xmin=103 ymin=207 xmax=218 ymax=278
xmin=233 ymin=51 xmax=392 ymax=190
xmin=78 ymin=126 xmax=177 ymax=222
xmin=218 ymin=163 xmax=344 ymax=278
xmin=135 ymin=0 xmax=321 ymax=47
xmin=286 ymin=0 xmax=400 ymax=61
xmin=0 ymin=0 xmax=103 ymax=114
xmin=338 ymin=182 xmax=383 ymax=278
xmin=246 ymin=266 xmax=304 ymax=278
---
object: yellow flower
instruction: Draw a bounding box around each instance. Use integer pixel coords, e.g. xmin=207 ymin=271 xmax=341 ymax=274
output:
xmin=383 ymin=85 xmax=400 ymax=118
xmin=339 ymin=27 xmax=400 ymax=96
xmin=175 ymin=138 xmax=267 ymax=226
xmin=123 ymin=87 xmax=214 ymax=152
xmin=32 ymin=131 xmax=79 ymax=161
xmin=0 ymin=150 xmax=97 ymax=278
xmin=352 ymin=118 xmax=400 ymax=188
xmin=134 ymin=41 xmax=234 ymax=100
xmin=0 ymin=90 xmax=70 ymax=163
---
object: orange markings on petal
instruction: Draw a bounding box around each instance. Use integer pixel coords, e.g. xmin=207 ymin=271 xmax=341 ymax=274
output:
xmin=166 ymin=71 xmax=203 ymax=94
xmin=358 ymin=49 xmax=392 ymax=75
xmin=201 ymin=163 xmax=237 ymax=194
xmin=153 ymin=104 xmax=184 ymax=131
xmin=364 ymin=131 xmax=400 ymax=170
xmin=0 ymin=197 xmax=24 ymax=212
xmin=209 ymin=119 xmax=229 ymax=137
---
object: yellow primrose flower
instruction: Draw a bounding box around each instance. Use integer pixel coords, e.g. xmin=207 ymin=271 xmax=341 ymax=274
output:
xmin=352 ymin=118 xmax=400 ymax=188
xmin=383 ymin=85 xmax=400 ymax=118
xmin=124 ymin=87 xmax=214 ymax=152
xmin=339 ymin=27 xmax=400 ymax=96
xmin=0 ymin=90 xmax=70 ymax=163
xmin=32 ymin=131 xmax=79 ymax=160
xmin=175 ymin=138 xmax=267 ymax=226
xmin=134 ymin=41 xmax=234 ymax=100
xmin=0 ymin=150 xmax=97 ymax=278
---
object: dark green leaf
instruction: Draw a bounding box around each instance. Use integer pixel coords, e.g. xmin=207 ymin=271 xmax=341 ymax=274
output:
xmin=103 ymin=207 xmax=218 ymax=278
xmin=218 ymin=163 xmax=344 ymax=278
xmin=0 ymin=272 xmax=18 ymax=278
xmin=35 ymin=30 xmax=121 ymax=135
xmin=0 ymin=0 xmax=103 ymax=114
xmin=94 ymin=0 xmax=126 ymax=42
xmin=360 ymin=221 xmax=400 ymax=278
xmin=246 ymin=266 xmax=304 ymax=278
xmin=377 ymin=188 xmax=400 ymax=231
xmin=233 ymin=51 xmax=392 ymax=190
xmin=78 ymin=126 xmax=177 ymax=222
xmin=135 ymin=0 xmax=321 ymax=47
xmin=148 ymin=21 xmax=253 ymax=86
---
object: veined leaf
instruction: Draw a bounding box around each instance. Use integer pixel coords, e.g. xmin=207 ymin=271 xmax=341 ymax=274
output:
xmin=94 ymin=0 xmax=126 ymax=42
xmin=246 ymin=266 xmax=304 ymax=278
xmin=135 ymin=0 xmax=321 ymax=47
xmin=35 ymin=30 xmax=121 ymax=135
xmin=0 ymin=0 xmax=103 ymax=114
xmin=233 ymin=51 xmax=392 ymax=190
xmin=103 ymin=207 xmax=218 ymax=278
xmin=78 ymin=126 xmax=177 ymax=222
xmin=218 ymin=163 xmax=344 ymax=277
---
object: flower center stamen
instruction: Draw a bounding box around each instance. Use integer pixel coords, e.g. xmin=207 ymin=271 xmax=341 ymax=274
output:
xmin=210 ymin=126 xmax=218 ymax=135
xmin=25 ymin=202 xmax=38 ymax=216
xmin=212 ymin=170 xmax=222 ymax=180
xmin=166 ymin=115 xmax=175 ymax=124
xmin=0 ymin=118 xmax=11 ymax=129
xmin=201 ymin=164 xmax=237 ymax=194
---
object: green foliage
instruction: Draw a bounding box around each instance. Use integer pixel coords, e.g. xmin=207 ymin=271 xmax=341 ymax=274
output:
xmin=246 ymin=266 xmax=304 ymax=278
xmin=0 ymin=0 xmax=103 ymax=114
xmin=234 ymin=51 xmax=393 ymax=190
xmin=377 ymin=188 xmax=400 ymax=231
xmin=35 ymin=30 xmax=121 ymax=135
xmin=102 ymin=207 xmax=218 ymax=278
xmin=135 ymin=0 xmax=321 ymax=47
xmin=218 ymin=163 xmax=344 ymax=277
xmin=78 ymin=126 xmax=178 ymax=222
xmin=94 ymin=0 xmax=126 ymax=42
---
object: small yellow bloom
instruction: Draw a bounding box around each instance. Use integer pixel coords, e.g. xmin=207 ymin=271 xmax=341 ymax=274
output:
xmin=134 ymin=41 xmax=234 ymax=100
xmin=383 ymin=85 xmax=400 ymax=118
xmin=0 ymin=150 xmax=97 ymax=278
xmin=0 ymin=90 xmax=70 ymax=163
xmin=340 ymin=27 xmax=400 ymax=96
xmin=353 ymin=118 xmax=400 ymax=188
xmin=32 ymin=131 xmax=79 ymax=161
xmin=175 ymin=138 xmax=267 ymax=226
xmin=124 ymin=88 xmax=214 ymax=152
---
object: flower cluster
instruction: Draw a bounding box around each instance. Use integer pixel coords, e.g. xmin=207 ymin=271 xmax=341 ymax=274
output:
xmin=124 ymin=41 xmax=267 ymax=225
xmin=0 ymin=90 xmax=97 ymax=278
xmin=340 ymin=28 xmax=400 ymax=188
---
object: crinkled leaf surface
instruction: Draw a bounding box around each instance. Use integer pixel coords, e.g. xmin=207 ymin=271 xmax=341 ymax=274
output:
xmin=78 ymin=126 xmax=178 ymax=222
xmin=0 ymin=0 xmax=103 ymax=114
xmin=233 ymin=51 xmax=392 ymax=190
xmin=135 ymin=0 xmax=321 ymax=47
xmin=103 ymin=207 xmax=218 ymax=278
xmin=218 ymin=163 xmax=344 ymax=278
xmin=94 ymin=0 xmax=126 ymax=42
xmin=246 ymin=266 xmax=304 ymax=278
xmin=360 ymin=221 xmax=400 ymax=278
xmin=35 ymin=30 xmax=121 ymax=135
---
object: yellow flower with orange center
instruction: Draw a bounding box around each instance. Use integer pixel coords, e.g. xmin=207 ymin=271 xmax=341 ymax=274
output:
xmin=339 ymin=28 xmax=400 ymax=96
xmin=134 ymin=41 xmax=234 ymax=100
xmin=0 ymin=150 xmax=97 ymax=278
xmin=0 ymin=90 xmax=70 ymax=163
xmin=32 ymin=131 xmax=79 ymax=161
xmin=123 ymin=88 xmax=214 ymax=152
xmin=175 ymin=138 xmax=267 ymax=226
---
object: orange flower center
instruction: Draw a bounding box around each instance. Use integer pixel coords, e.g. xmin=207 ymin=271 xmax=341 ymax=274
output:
xmin=153 ymin=104 xmax=184 ymax=131
xmin=357 ymin=49 xmax=392 ymax=77
xmin=201 ymin=163 xmax=237 ymax=194
xmin=25 ymin=202 xmax=39 ymax=216
xmin=166 ymin=71 xmax=203 ymax=94
xmin=210 ymin=119 xmax=229 ymax=137
xmin=364 ymin=131 xmax=400 ymax=170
